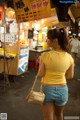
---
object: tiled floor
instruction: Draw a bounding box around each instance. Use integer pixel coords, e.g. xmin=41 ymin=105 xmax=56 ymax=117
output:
xmin=0 ymin=65 xmax=80 ymax=120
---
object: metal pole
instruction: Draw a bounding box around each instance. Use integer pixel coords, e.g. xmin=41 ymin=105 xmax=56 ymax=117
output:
xmin=3 ymin=8 xmax=6 ymax=91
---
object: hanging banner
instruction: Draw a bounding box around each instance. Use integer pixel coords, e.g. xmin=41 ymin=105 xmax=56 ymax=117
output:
xmin=0 ymin=6 xmax=3 ymax=24
xmin=39 ymin=8 xmax=59 ymax=28
xmin=13 ymin=0 xmax=51 ymax=23
xmin=68 ymin=4 xmax=80 ymax=22
xmin=33 ymin=8 xmax=59 ymax=29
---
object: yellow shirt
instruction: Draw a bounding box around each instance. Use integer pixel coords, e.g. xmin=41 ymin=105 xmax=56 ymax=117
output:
xmin=41 ymin=50 xmax=74 ymax=85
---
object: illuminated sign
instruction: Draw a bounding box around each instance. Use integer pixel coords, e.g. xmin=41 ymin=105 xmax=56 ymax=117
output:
xmin=59 ymin=0 xmax=80 ymax=3
xmin=0 ymin=6 xmax=3 ymax=24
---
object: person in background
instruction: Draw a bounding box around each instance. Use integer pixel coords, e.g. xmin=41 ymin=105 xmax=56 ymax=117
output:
xmin=67 ymin=36 xmax=73 ymax=43
xmin=70 ymin=36 xmax=80 ymax=64
xmin=37 ymin=28 xmax=74 ymax=120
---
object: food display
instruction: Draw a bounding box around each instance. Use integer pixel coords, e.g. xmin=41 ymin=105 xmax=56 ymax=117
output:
xmin=0 ymin=47 xmax=16 ymax=58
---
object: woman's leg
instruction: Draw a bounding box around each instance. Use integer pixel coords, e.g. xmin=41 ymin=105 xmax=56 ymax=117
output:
xmin=42 ymin=102 xmax=55 ymax=120
xmin=54 ymin=104 xmax=64 ymax=120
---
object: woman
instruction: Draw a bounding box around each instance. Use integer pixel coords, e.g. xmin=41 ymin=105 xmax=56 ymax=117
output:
xmin=37 ymin=28 xmax=74 ymax=120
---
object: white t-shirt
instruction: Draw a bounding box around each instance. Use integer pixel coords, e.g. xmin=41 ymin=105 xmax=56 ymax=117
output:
xmin=70 ymin=38 xmax=80 ymax=53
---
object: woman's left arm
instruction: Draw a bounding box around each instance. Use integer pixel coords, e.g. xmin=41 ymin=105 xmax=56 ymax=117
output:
xmin=65 ymin=63 xmax=74 ymax=79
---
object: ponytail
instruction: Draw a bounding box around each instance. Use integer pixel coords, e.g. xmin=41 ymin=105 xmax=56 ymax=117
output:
xmin=58 ymin=28 xmax=70 ymax=53
xmin=47 ymin=28 xmax=70 ymax=53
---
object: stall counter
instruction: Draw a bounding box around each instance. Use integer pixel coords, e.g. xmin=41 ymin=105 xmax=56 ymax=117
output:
xmin=29 ymin=48 xmax=50 ymax=60
xmin=0 ymin=44 xmax=29 ymax=75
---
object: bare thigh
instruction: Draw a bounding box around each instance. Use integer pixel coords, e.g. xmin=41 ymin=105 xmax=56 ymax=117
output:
xmin=42 ymin=102 xmax=55 ymax=120
xmin=42 ymin=103 xmax=65 ymax=120
xmin=54 ymin=104 xmax=65 ymax=120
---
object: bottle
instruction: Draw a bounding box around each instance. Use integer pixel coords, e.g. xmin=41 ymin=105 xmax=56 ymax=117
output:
xmin=0 ymin=40 xmax=2 ymax=48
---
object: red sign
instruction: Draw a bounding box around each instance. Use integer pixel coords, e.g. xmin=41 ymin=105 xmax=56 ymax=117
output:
xmin=0 ymin=7 xmax=3 ymax=24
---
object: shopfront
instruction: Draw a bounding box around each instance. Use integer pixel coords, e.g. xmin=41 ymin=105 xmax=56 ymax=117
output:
xmin=0 ymin=0 xmax=60 ymax=75
xmin=0 ymin=7 xmax=29 ymax=75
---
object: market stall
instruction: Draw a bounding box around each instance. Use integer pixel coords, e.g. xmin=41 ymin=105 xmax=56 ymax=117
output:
xmin=0 ymin=7 xmax=29 ymax=75
xmin=0 ymin=0 xmax=59 ymax=74
xmin=0 ymin=44 xmax=29 ymax=75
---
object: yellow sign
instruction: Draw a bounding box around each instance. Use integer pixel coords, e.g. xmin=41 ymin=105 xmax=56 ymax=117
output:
xmin=38 ymin=31 xmax=42 ymax=42
xmin=68 ymin=4 xmax=80 ymax=22
xmin=13 ymin=0 xmax=51 ymax=23
xmin=36 ymin=8 xmax=59 ymax=29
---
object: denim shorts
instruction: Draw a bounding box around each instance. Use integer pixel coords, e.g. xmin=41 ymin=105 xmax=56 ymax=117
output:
xmin=42 ymin=85 xmax=68 ymax=106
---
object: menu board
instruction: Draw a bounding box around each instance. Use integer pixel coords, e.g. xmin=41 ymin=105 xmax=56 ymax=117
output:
xmin=13 ymin=0 xmax=51 ymax=23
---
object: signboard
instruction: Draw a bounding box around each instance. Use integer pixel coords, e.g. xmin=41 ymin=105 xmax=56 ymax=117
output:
xmin=0 ymin=6 xmax=3 ymax=24
xmin=13 ymin=0 xmax=51 ymax=23
xmin=68 ymin=4 xmax=80 ymax=22
xmin=1 ymin=34 xmax=16 ymax=43
xmin=35 ymin=8 xmax=59 ymax=29
xmin=18 ymin=47 xmax=29 ymax=73
xmin=59 ymin=0 xmax=80 ymax=3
